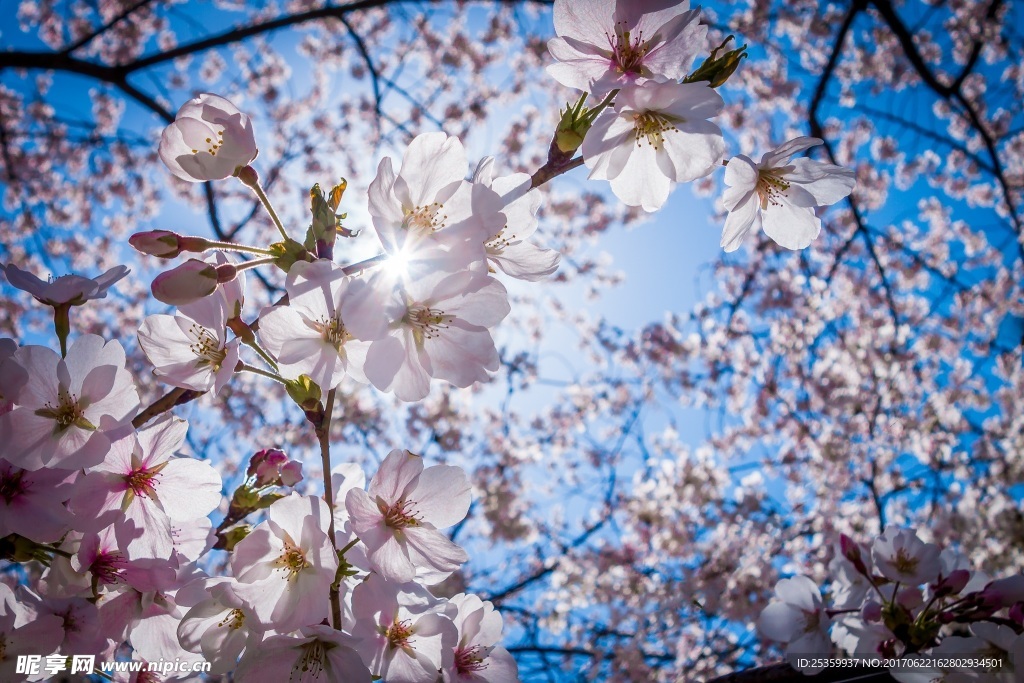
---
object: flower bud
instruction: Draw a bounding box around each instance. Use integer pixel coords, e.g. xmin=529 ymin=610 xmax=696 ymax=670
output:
xmin=246 ymin=448 xmax=304 ymax=488
xmin=684 ymin=35 xmax=748 ymax=88
xmin=1009 ymin=601 xmax=1024 ymax=626
xmin=130 ymin=230 xmax=184 ymax=258
xmin=152 ymin=259 xmax=218 ymax=306
xmin=932 ymin=569 xmax=971 ymax=597
xmin=840 ymin=533 xmax=869 ymax=575
xmin=861 ymin=600 xmax=883 ymax=623
xmin=980 ymin=575 xmax=1024 ymax=608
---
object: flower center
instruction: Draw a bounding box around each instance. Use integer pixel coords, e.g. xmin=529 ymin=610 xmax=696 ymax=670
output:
xmin=385 ymin=618 xmax=415 ymax=650
xmin=403 ymin=303 xmax=453 ymax=347
xmin=91 ymin=550 xmax=128 ymax=585
xmin=0 ymin=469 xmax=26 ymax=504
xmin=315 ymin=316 xmax=349 ymax=349
xmin=455 ymin=645 xmax=490 ymax=674
xmin=124 ymin=466 xmax=162 ymax=500
xmin=893 ymin=549 xmax=920 ymax=576
xmin=293 ymin=639 xmax=327 ymax=679
xmin=486 ymin=225 xmax=516 ymax=254
xmin=633 ymin=112 xmax=678 ymax=150
xmin=756 ymin=169 xmax=791 ymax=209
xmin=190 ymin=128 xmax=225 ymax=156
xmin=607 ymin=22 xmax=649 ymax=75
xmin=403 ymin=203 xmax=446 ymax=235
xmin=276 ymin=542 xmax=310 ymax=579
xmin=188 ymin=323 xmax=227 ymax=367
xmin=35 ymin=386 xmax=95 ymax=434
xmin=217 ymin=608 xmax=246 ymax=631
xmin=377 ymin=496 xmax=422 ymax=529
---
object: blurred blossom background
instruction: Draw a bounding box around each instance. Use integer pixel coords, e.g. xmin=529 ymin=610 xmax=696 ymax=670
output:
xmin=1 ymin=0 xmax=1023 ymax=679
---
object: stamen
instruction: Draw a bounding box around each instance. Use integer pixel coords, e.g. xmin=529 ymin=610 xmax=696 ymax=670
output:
xmin=606 ymin=21 xmax=649 ymax=75
xmin=188 ymin=324 xmax=227 ymax=367
xmin=34 ymin=386 xmax=95 ymax=433
xmin=455 ymin=644 xmax=491 ymax=674
xmin=633 ymin=112 xmax=678 ymax=150
xmin=756 ymin=169 xmax=792 ymax=209
xmin=0 ymin=469 xmax=26 ymax=504
xmin=377 ymin=496 xmax=422 ymax=529
xmin=385 ymin=618 xmax=415 ymax=649
xmin=276 ymin=542 xmax=310 ymax=579
xmin=403 ymin=203 xmax=447 ymax=235
xmin=315 ymin=316 xmax=349 ymax=349
xmin=403 ymin=303 xmax=453 ymax=346
xmin=216 ymin=608 xmax=246 ymax=631
xmin=292 ymin=639 xmax=327 ymax=680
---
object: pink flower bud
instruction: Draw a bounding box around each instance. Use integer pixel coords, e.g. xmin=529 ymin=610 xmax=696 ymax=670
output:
xmin=980 ymin=575 xmax=1024 ymax=608
xmin=861 ymin=600 xmax=883 ymax=622
xmin=130 ymin=230 xmax=184 ymax=258
xmin=215 ymin=263 xmax=238 ymax=284
xmin=1009 ymin=602 xmax=1024 ymax=626
xmin=246 ymin=448 xmax=303 ymax=488
xmin=840 ymin=533 xmax=868 ymax=575
xmin=933 ymin=569 xmax=971 ymax=597
xmin=152 ymin=259 xmax=218 ymax=306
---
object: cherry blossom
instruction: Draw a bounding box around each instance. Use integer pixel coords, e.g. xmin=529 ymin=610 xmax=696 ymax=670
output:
xmin=442 ymin=593 xmax=519 ymax=683
xmin=233 ymin=625 xmax=372 ymax=683
xmin=757 ymin=575 xmax=833 ymax=673
xmin=247 ymin=447 xmax=303 ymax=488
xmin=0 ymin=459 xmax=74 ymax=543
xmin=546 ymin=0 xmax=705 ymax=95
xmin=350 ymin=573 xmax=458 ymax=683
xmin=69 ymin=417 xmax=223 ymax=560
xmin=158 ymin=93 xmax=258 ymax=182
xmin=0 ymin=338 xmax=19 ymax=415
xmin=346 ymin=449 xmax=471 ymax=583
xmin=258 ymin=259 xmax=387 ymax=390
xmin=138 ymin=253 xmax=245 ymax=393
xmin=2 ymin=263 xmax=129 ymax=307
xmin=0 ymin=335 xmax=139 ymax=470
xmin=368 ymin=132 xmax=492 ymax=279
xmin=230 ymin=493 xmax=339 ymax=633
xmin=872 ymin=526 xmax=942 ymax=586
xmin=473 ymin=157 xmax=560 ymax=281
xmin=150 ymin=258 xmax=223 ymax=307
xmin=0 ymin=584 xmax=64 ymax=681
xmin=177 ymin=580 xmax=261 ymax=675
xmin=364 ymin=268 xmax=510 ymax=401
xmin=581 ymin=81 xmax=725 ymax=211
xmin=721 ymin=136 xmax=856 ymax=251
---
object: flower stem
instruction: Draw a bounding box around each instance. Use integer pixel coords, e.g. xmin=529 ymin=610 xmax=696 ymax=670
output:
xmin=52 ymin=303 xmax=70 ymax=358
xmin=238 ymin=363 xmax=287 ymax=384
xmin=201 ymin=239 xmax=276 ymax=257
xmin=316 ymin=388 xmax=343 ymax=629
xmin=341 ymin=253 xmax=387 ymax=275
xmin=249 ymin=181 xmax=289 ymax=241
xmin=235 ymin=256 xmax=278 ymax=271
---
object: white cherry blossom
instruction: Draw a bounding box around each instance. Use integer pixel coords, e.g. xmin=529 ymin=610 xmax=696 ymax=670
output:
xmin=159 ymin=93 xmax=258 ymax=182
xmin=138 ymin=253 xmax=245 ymax=394
xmin=757 ymin=575 xmax=833 ymax=674
xmin=582 ymin=81 xmax=725 ymax=211
xmin=234 ymin=625 xmax=371 ymax=683
xmin=258 ymin=259 xmax=388 ymax=390
xmin=546 ymin=0 xmax=706 ymax=95
xmin=721 ymin=136 xmax=856 ymax=252
xmin=368 ymin=132 xmax=492 ymax=280
xmin=2 ymin=263 xmax=129 ymax=307
xmin=364 ymin=267 xmax=510 ymax=402
xmin=230 ymin=493 xmax=339 ymax=633
xmin=872 ymin=526 xmax=942 ymax=586
xmin=351 ymin=574 xmax=458 ymax=683
xmin=442 ymin=593 xmax=519 ymax=683
xmin=473 ymin=157 xmax=560 ymax=281
xmin=0 ymin=335 xmax=139 ymax=471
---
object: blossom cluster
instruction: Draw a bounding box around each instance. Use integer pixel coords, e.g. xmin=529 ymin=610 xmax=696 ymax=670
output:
xmin=758 ymin=526 xmax=1024 ymax=681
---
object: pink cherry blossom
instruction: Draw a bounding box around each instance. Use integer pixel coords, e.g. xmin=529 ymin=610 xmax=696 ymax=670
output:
xmin=0 ymin=584 xmax=64 ymax=681
xmin=150 ymin=258 xmax=221 ymax=307
xmin=2 ymin=263 xmax=129 ymax=306
xmin=442 ymin=593 xmax=519 ymax=683
xmin=69 ymin=417 xmax=223 ymax=560
xmin=351 ymin=573 xmax=458 ymax=683
xmin=158 ymin=93 xmax=258 ymax=182
xmin=582 ymin=81 xmax=725 ymax=211
xmin=247 ymin=448 xmax=303 ymax=488
xmin=345 ymin=449 xmax=471 ymax=583
xmin=473 ymin=158 xmax=560 ymax=281
xmin=0 ymin=458 xmax=74 ymax=543
xmin=364 ymin=268 xmax=510 ymax=401
xmin=258 ymin=259 xmax=388 ymax=390
xmin=546 ymin=0 xmax=706 ymax=95
xmin=234 ymin=625 xmax=371 ymax=683
xmin=0 ymin=335 xmax=140 ymax=470
xmin=721 ymin=136 xmax=856 ymax=252
xmin=230 ymin=493 xmax=339 ymax=633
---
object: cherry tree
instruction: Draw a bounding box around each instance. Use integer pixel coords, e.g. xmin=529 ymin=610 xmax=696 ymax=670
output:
xmin=0 ymin=0 xmax=1022 ymax=681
